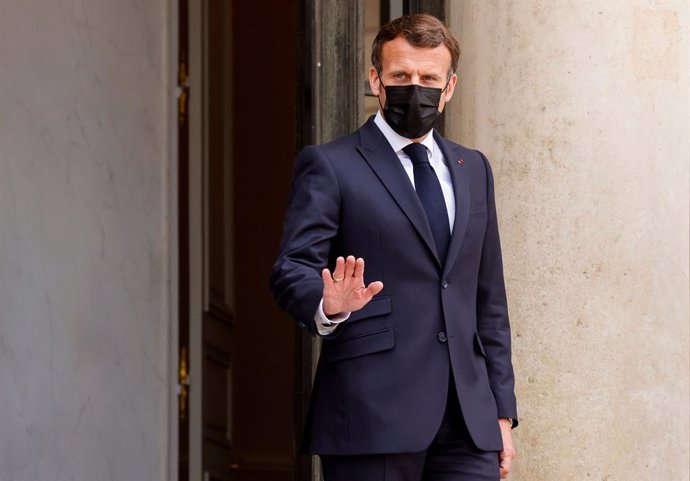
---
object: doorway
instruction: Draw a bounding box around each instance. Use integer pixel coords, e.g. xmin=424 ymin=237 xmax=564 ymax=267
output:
xmin=179 ymin=1 xmax=299 ymax=480
xmin=177 ymin=1 xmax=445 ymax=480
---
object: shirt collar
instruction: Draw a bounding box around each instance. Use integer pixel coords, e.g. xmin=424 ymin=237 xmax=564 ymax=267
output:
xmin=374 ymin=111 xmax=436 ymax=157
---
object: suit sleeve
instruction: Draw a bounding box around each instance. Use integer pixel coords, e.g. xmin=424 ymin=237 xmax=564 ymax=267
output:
xmin=476 ymin=150 xmax=519 ymax=426
xmin=269 ymin=145 xmax=340 ymax=336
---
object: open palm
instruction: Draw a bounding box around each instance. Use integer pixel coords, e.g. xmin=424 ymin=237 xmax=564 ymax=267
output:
xmin=322 ymin=256 xmax=384 ymax=317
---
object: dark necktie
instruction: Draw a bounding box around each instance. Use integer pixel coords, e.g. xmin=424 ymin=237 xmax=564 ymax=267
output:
xmin=403 ymin=142 xmax=451 ymax=263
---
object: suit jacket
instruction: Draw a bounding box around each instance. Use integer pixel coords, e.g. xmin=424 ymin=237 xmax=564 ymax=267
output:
xmin=270 ymin=117 xmax=517 ymax=455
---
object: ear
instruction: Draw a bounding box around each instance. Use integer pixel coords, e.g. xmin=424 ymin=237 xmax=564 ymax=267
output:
xmin=369 ymin=67 xmax=382 ymax=96
xmin=443 ymin=73 xmax=458 ymax=102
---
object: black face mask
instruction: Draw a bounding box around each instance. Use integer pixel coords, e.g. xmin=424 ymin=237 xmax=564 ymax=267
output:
xmin=378 ymin=77 xmax=449 ymax=139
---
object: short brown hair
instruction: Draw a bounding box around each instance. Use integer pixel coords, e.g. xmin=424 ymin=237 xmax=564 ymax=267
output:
xmin=372 ymin=14 xmax=460 ymax=77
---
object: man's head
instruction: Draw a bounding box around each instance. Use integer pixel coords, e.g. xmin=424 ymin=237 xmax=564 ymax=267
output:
xmin=369 ymin=14 xmax=460 ymax=139
xmin=371 ymin=14 xmax=460 ymax=79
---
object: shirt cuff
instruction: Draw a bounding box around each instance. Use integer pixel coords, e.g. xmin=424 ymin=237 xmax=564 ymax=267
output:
xmin=314 ymin=299 xmax=350 ymax=336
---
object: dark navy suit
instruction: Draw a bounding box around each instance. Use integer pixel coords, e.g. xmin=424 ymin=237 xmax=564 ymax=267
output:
xmin=270 ymin=117 xmax=517 ymax=458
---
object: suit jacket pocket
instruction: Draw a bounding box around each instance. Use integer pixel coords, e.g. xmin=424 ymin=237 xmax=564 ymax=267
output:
xmin=323 ymin=328 xmax=395 ymax=363
xmin=347 ymin=296 xmax=392 ymax=323
xmin=474 ymin=332 xmax=487 ymax=358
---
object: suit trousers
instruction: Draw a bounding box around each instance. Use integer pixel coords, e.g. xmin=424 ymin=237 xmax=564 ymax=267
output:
xmin=320 ymin=378 xmax=500 ymax=481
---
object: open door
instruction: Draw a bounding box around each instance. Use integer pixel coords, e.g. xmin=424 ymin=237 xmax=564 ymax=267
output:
xmin=178 ymin=0 xmax=299 ymax=480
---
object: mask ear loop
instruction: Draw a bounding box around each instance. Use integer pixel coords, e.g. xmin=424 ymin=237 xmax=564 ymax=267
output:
xmin=376 ymin=71 xmax=387 ymax=111
xmin=441 ymin=73 xmax=454 ymax=93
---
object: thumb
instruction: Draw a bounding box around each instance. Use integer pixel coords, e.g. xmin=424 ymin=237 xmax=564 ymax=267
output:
xmin=366 ymin=281 xmax=384 ymax=296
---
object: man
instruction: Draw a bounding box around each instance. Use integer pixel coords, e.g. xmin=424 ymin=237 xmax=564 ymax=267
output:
xmin=270 ymin=14 xmax=517 ymax=481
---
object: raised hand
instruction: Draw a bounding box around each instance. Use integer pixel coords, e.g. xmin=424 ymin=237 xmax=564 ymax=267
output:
xmin=321 ymin=256 xmax=384 ymax=317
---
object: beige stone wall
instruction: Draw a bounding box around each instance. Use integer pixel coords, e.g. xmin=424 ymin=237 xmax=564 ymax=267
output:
xmin=447 ymin=1 xmax=690 ymax=479
xmin=0 ymin=1 xmax=173 ymax=479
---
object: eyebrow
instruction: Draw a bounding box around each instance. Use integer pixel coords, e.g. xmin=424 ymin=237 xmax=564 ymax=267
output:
xmin=387 ymin=70 xmax=443 ymax=79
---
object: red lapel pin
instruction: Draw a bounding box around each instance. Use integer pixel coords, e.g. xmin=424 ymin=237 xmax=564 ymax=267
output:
xmin=457 ymin=158 xmax=464 ymax=165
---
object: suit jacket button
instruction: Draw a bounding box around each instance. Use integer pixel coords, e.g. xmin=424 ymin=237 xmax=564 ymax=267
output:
xmin=441 ymin=280 xmax=449 ymax=289
xmin=438 ymin=331 xmax=448 ymax=343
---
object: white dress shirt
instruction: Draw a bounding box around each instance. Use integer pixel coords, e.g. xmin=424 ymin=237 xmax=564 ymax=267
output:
xmin=314 ymin=111 xmax=456 ymax=335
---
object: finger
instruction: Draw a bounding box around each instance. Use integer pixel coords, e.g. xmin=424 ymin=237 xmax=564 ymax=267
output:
xmin=343 ymin=255 xmax=356 ymax=280
xmin=331 ymin=257 xmax=345 ymax=280
xmin=322 ymin=268 xmax=333 ymax=288
xmin=353 ymin=257 xmax=365 ymax=281
xmin=499 ymin=456 xmax=512 ymax=479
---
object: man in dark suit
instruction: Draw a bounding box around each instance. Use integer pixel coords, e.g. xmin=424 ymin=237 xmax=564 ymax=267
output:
xmin=270 ymin=14 xmax=517 ymax=481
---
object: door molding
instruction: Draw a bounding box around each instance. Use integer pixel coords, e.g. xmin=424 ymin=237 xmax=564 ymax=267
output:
xmin=169 ymin=0 xmax=182 ymax=479
xmin=296 ymin=2 xmax=365 ymax=480
xmin=186 ymin=0 xmax=205 ymax=478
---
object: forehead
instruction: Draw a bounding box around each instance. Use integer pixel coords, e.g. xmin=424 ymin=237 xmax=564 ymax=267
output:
xmin=380 ymin=36 xmax=452 ymax=74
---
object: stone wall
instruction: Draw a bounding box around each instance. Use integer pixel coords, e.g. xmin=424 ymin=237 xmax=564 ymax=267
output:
xmin=447 ymin=1 xmax=690 ymax=479
xmin=0 ymin=1 xmax=173 ymax=479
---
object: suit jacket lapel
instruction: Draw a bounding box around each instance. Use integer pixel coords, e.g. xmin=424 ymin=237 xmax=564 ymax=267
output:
xmin=434 ymin=132 xmax=470 ymax=276
xmin=357 ymin=118 xmax=441 ymax=266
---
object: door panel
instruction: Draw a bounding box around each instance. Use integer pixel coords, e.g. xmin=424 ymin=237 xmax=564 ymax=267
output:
xmin=203 ymin=309 xmax=235 ymax=481
xmin=181 ymin=1 xmax=299 ymax=480
xmin=203 ymin=1 xmax=236 ymax=479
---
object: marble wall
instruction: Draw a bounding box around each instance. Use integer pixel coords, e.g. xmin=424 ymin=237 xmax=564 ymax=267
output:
xmin=0 ymin=1 xmax=173 ymax=480
xmin=447 ymin=1 xmax=689 ymax=479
